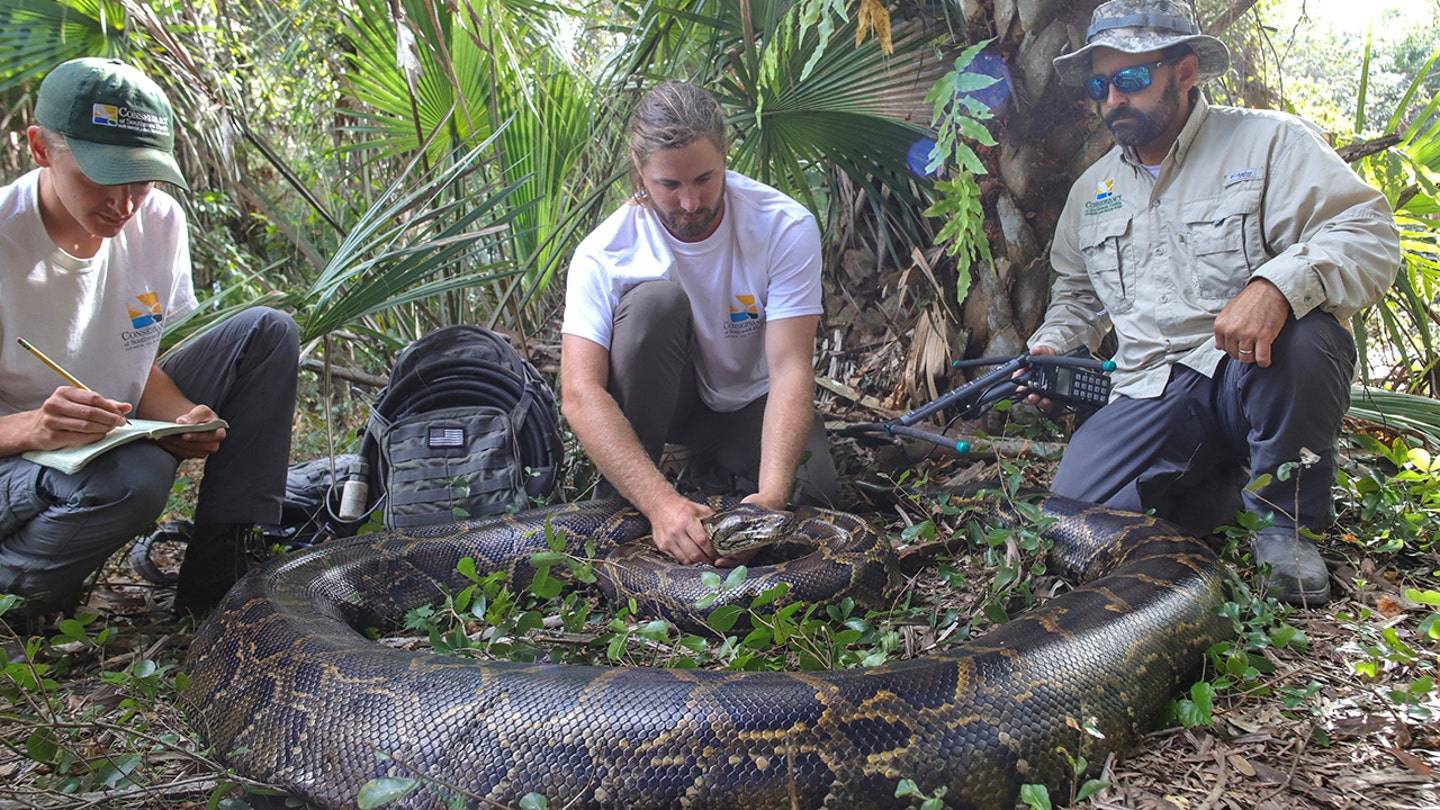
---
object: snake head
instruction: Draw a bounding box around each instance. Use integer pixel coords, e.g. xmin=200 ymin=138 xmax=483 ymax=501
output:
xmin=702 ymin=504 xmax=797 ymax=556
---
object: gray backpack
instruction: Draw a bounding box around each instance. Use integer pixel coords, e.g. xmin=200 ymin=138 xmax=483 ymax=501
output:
xmin=333 ymin=326 xmax=563 ymax=531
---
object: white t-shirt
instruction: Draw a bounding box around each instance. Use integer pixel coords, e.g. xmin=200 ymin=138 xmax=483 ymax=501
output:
xmin=0 ymin=169 xmax=198 ymax=415
xmin=562 ymin=171 xmax=822 ymax=412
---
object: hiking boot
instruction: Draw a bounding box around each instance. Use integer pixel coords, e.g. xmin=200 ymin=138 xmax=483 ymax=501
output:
xmin=174 ymin=524 xmax=261 ymax=618
xmin=1251 ymin=529 xmax=1332 ymax=607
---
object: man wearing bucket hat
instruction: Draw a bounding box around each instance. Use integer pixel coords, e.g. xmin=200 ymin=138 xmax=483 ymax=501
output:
xmin=1025 ymin=1 xmax=1400 ymax=605
xmin=0 ymin=58 xmax=300 ymax=626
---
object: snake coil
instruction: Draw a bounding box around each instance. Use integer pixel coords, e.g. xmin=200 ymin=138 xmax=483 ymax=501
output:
xmin=182 ymin=496 xmax=1227 ymax=809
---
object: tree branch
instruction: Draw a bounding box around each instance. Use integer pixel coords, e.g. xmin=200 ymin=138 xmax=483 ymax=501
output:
xmin=1337 ymin=133 xmax=1403 ymax=163
xmin=1203 ymin=0 xmax=1261 ymax=36
xmin=301 ymin=358 xmax=389 ymax=388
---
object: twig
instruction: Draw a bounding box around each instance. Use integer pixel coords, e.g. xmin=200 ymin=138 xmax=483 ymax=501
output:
xmin=813 ymin=376 xmax=900 ymax=418
xmin=1 ymin=773 xmax=220 ymax=810
xmin=0 ymin=713 xmax=273 ymax=791
xmin=1254 ymin=723 xmax=1311 ymax=805
xmin=0 ymin=627 xmax=60 ymax=727
xmin=97 ymin=634 xmax=174 ymax=675
xmin=1337 ymin=134 xmax=1403 ymax=163
xmin=1195 ymin=747 xmax=1229 ymax=810
xmin=1203 ymin=0 xmax=1261 ymax=35
xmin=300 ymin=356 xmax=390 ymax=388
xmin=75 ymin=774 xmax=218 ymax=809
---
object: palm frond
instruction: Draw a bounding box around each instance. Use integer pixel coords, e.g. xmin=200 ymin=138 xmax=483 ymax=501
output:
xmin=1352 ymin=44 xmax=1440 ymax=393
xmin=1349 ymin=386 xmax=1440 ymax=446
xmin=299 ymin=128 xmax=527 ymax=341
xmin=672 ymin=6 xmax=946 ymax=253
xmin=0 ymin=0 xmax=129 ymax=93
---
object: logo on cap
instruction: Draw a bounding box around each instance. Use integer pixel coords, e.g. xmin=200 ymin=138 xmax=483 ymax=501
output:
xmin=92 ymin=103 xmax=120 ymax=126
xmin=89 ymin=101 xmax=169 ymax=136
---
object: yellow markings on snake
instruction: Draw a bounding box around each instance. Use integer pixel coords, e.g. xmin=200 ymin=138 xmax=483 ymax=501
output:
xmin=181 ymin=496 xmax=1229 ymax=809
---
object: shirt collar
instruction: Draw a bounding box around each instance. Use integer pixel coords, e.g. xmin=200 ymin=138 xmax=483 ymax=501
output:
xmin=1120 ymin=91 xmax=1210 ymax=170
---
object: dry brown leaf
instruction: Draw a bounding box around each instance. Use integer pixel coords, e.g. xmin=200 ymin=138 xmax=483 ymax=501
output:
xmin=1387 ymin=747 xmax=1434 ymax=776
xmin=902 ymin=307 xmax=950 ymax=404
xmin=1375 ymin=593 xmax=1404 ymax=618
xmin=1248 ymin=760 xmax=1288 ymax=784
xmin=855 ymin=0 xmax=893 ymax=54
xmin=1227 ymin=753 xmax=1257 ymax=777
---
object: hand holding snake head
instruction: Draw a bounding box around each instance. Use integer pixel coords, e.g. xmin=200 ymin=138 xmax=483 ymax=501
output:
xmin=702 ymin=503 xmax=797 ymax=557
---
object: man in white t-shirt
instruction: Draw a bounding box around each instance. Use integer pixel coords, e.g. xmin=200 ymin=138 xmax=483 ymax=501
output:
xmin=0 ymin=59 xmax=299 ymax=625
xmin=561 ymin=81 xmax=839 ymax=565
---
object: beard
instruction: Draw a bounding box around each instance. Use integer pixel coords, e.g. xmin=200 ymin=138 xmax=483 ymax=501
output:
xmin=1104 ymin=73 xmax=1181 ymax=148
xmin=656 ymin=174 xmax=726 ymax=240
xmin=662 ymin=204 xmax=723 ymax=240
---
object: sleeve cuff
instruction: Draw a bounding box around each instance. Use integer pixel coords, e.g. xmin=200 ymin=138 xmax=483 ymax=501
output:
xmin=1253 ymin=253 xmax=1325 ymax=319
xmin=1026 ymin=330 xmax=1074 ymax=353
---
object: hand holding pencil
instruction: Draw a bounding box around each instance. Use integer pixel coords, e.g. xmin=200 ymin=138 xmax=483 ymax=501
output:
xmin=15 ymin=337 xmax=131 ymax=451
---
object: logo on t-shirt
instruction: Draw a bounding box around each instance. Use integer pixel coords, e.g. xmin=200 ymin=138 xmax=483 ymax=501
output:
xmin=729 ymin=294 xmax=759 ymax=323
xmin=724 ymin=294 xmax=762 ymax=338
xmin=122 ymin=292 xmax=165 ymax=352
xmin=1085 ymin=178 xmax=1124 ymax=216
xmin=127 ymin=292 xmax=165 ymax=328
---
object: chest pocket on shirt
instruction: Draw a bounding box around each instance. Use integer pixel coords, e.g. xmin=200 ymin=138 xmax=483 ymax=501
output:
xmin=1180 ymin=180 xmax=1264 ymax=300
xmin=1078 ymin=214 xmax=1135 ymax=314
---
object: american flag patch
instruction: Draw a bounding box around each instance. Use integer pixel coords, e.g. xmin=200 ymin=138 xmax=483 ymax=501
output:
xmin=427 ymin=427 xmax=465 ymax=448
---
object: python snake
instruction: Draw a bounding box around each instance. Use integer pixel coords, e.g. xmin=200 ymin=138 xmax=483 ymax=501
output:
xmin=181 ymin=496 xmax=1227 ymax=809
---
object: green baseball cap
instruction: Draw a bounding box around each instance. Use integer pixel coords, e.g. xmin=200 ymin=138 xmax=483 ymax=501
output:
xmin=34 ymin=58 xmax=188 ymax=190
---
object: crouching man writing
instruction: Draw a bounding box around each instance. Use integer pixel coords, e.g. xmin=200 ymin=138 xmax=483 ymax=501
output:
xmin=0 ymin=58 xmax=299 ymax=623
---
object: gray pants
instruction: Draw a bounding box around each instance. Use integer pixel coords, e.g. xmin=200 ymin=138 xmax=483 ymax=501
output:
xmin=0 ymin=307 xmax=299 ymax=615
xmin=1052 ymin=311 xmax=1355 ymax=536
xmin=600 ymin=280 xmax=840 ymax=507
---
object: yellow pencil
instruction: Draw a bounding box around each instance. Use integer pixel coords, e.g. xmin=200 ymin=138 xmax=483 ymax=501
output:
xmin=16 ymin=337 xmax=93 ymax=391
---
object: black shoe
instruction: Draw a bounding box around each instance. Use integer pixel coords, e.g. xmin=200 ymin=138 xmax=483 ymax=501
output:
xmin=2 ymin=612 xmax=59 ymax=664
xmin=175 ymin=524 xmax=261 ymax=618
xmin=1250 ymin=530 xmax=1332 ymax=606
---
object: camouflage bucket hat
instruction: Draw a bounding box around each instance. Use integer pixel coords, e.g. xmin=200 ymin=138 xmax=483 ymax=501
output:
xmin=1053 ymin=0 xmax=1231 ymax=86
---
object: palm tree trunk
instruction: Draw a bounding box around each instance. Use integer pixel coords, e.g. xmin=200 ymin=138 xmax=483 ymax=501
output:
xmin=956 ymin=0 xmax=1106 ymax=357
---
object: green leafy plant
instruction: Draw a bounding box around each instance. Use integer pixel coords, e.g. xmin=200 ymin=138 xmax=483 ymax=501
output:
xmin=924 ymin=38 xmax=999 ymax=304
xmin=0 ymin=595 xmax=260 ymax=802
xmin=1022 ymin=716 xmax=1111 ymax=807
xmin=1336 ymin=434 xmax=1440 ymax=555
xmin=1166 ymin=561 xmax=1314 ymax=731
xmin=1350 ymin=42 xmax=1440 ymax=393
xmin=894 ymin=776 xmax=947 ymax=809
xmin=0 ymin=0 xmax=130 ymax=92
xmin=1336 ymin=594 xmax=1436 ymax=726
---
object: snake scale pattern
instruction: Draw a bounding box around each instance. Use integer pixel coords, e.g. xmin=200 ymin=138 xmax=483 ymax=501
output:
xmin=181 ymin=496 xmax=1228 ymax=809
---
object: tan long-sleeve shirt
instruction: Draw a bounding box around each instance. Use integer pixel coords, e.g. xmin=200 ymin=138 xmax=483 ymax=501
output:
xmin=1028 ymin=94 xmax=1400 ymax=398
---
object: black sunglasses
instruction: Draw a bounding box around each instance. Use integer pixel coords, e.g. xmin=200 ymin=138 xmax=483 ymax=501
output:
xmin=1084 ymin=56 xmax=1178 ymax=101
